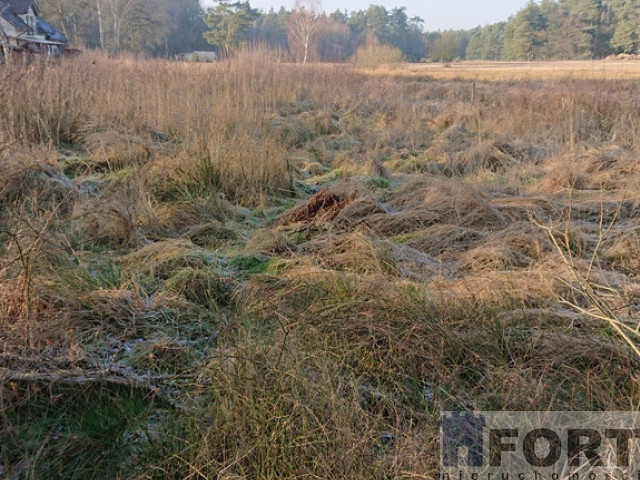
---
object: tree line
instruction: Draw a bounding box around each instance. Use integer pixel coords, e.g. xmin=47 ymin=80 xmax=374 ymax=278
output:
xmin=36 ymin=0 xmax=425 ymax=59
xmin=38 ymin=0 xmax=640 ymax=61
xmin=38 ymin=0 xmax=209 ymax=55
xmin=209 ymin=0 xmax=427 ymax=62
xmin=467 ymin=0 xmax=640 ymax=61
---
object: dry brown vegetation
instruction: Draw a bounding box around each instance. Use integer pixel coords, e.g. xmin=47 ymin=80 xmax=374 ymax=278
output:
xmin=369 ymin=59 xmax=640 ymax=81
xmin=1 ymin=52 xmax=640 ymax=478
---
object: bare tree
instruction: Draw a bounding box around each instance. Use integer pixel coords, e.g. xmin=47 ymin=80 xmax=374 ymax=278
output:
xmin=104 ymin=0 xmax=156 ymax=55
xmin=97 ymin=0 xmax=105 ymax=50
xmin=286 ymin=0 xmax=323 ymax=63
xmin=105 ymin=0 xmax=149 ymax=55
xmin=106 ymin=0 xmax=132 ymax=55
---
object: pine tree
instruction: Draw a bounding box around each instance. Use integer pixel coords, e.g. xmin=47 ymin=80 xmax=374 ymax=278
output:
xmin=611 ymin=1 xmax=640 ymax=54
xmin=204 ymin=1 xmax=259 ymax=56
xmin=502 ymin=1 xmax=547 ymax=60
xmin=556 ymin=0 xmax=603 ymax=58
xmin=466 ymin=23 xmax=505 ymax=60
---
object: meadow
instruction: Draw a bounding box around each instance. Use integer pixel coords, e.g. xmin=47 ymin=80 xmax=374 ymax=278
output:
xmin=1 ymin=52 xmax=640 ymax=478
xmin=376 ymin=58 xmax=640 ymax=81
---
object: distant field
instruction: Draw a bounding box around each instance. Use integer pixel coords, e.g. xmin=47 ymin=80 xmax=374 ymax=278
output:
xmin=363 ymin=59 xmax=640 ymax=81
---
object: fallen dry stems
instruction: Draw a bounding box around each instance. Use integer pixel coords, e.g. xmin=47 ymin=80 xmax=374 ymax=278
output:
xmin=531 ymin=194 xmax=640 ymax=359
xmin=1 ymin=367 xmax=191 ymax=410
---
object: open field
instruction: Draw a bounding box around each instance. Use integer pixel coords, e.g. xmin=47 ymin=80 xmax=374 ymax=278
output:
xmin=365 ymin=58 xmax=640 ymax=81
xmin=1 ymin=53 xmax=640 ymax=478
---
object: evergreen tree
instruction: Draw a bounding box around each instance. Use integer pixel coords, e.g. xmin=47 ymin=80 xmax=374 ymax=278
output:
xmin=249 ymin=7 xmax=289 ymax=51
xmin=611 ymin=1 xmax=640 ymax=53
xmin=364 ymin=5 xmax=389 ymax=42
xmin=163 ymin=0 xmax=208 ymax=55
xmin=554 ymin=0 xmax=602 ymax=58
xmin=430 ymin=30 xmax=469 ymax=62
xmin=204 ymin=1 xmax=259 ymax=56
xmin=317 ymin=16 xmax=356 ymax=61
xmin=502 ymin=1 xmax=547 ymax=60
xmin=37 ymin=0 xmax=629 ymax=61
xmin=466 ymin=23 xmax=505 ymax=60
xmin=387 ymin=8 xmax=425 ymax=60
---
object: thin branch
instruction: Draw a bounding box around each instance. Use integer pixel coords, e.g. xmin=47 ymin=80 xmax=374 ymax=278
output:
xmin=532 ymin=191 xmax=640 ymax=360
xmin=1 ymin=367 xmax=191 ymax=410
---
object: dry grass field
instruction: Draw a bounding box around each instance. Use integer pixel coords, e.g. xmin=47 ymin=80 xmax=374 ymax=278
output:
xmin=1 ymin=52 xmax=640 ymax=478
xmin=369 ymin=58 xmax=640 ymax=81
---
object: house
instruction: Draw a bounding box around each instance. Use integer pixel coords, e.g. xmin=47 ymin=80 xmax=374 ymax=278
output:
xmin=0 ymin=0 xmax=67 ymax=57
xmin=181 ymin=51 xmax=219 ymax=63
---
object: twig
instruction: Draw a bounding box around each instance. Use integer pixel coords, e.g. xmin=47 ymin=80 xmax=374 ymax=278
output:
xmin=531 ymin=191 xmax=640 ymax=360
xmin=1 ymin=368 xmax=191 ymax=411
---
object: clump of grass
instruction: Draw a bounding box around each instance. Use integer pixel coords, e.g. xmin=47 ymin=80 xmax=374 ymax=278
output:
xmin=366 ymin=176 xmax=391 ymax=189
xmin=277 ymin=186 xmax=358 ymax=226
xmin=0 ymin=383 xmax=155 ymax=480
xmin=246 ymin=229 xmax=295 ymax=254
xmin=0 ymin=146 xmax=77 ymax=212
xmin=162 ymin=267 xmax=232 ymax=309
xmin=482 ymin=221 xmax=551 ymax=261
xmin=71 ymin=178 xmax=153 ymax=248
xmin=602 ymin=223 xmax=640 ymax=274
xmin=54 ymin=254 xmax=123 ymax=293
xmin=458 ymin=140 xmax=519 ymax=174
xmin=369 ymin=177 xmax=506 ymax=235
xmin=143 ymin=337 xmax=420 ymax=478
xmin=458 ymin=244 xmax=529 ymax=271
xmin=82 ymin=130 xmax=151 ymax=172
xmin=239 ymin=264 xmax=639 ymax=413
xmin=230 ymin=253 xmax=271 ymax=273
xmin=123 ymin=239 xmax=220 ymax=283
xmin=400 ymin=224 xmax=486 ymax=258
xmin=533 ymin=153 xmax=589 ymax=193
xmin=184 ymin=220 xmax=239 ymax=249
xmin=56 ymin=288 xmax=152 ymax=336
xmin=144 ymin=153 xmax=222 ymax=203
xmin=333 ymin=194 xmax=387 ymax=227
xmin=301 ymin=231 xmax=400 ymax=276
xmin=153 ymin=194 xmax=234 ymax=232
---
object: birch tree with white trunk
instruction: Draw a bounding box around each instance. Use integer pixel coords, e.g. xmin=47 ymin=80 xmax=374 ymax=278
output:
xmin=286 ymin=0 xmax=323 ymax=63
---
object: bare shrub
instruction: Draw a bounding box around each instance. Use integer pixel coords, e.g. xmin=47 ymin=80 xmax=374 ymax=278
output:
xmin=353 ymin=44 xmax=404 ymax=68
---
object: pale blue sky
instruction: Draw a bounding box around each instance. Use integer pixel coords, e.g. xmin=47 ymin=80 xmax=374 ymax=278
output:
xmin=202 ymin=0 xmax=531 ymax=31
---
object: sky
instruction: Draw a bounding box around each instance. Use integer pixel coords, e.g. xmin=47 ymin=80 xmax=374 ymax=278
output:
xmin=201 ymin=0 xmax=531 ymax=32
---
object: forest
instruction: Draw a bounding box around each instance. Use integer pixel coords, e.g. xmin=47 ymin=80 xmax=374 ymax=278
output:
xmin=36 ymin=0 xmax=640 ymax=62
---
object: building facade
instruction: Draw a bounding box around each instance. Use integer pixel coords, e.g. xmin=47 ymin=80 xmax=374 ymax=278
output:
xmin=0 ymin=0 xmax=67 ymax=57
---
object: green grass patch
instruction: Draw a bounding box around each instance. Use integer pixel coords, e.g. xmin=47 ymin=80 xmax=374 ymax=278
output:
xmin=0 ymin=383 xmax=156 ymax=480
xmin=230 ymin=254 xmax=287 ymax=277
xmin=366 ymin=176 xmax=391 ymax=189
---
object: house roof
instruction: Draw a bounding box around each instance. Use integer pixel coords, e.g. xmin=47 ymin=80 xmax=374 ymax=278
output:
xmin=0 ymin=1 xmax=29 ymax=31
xmin=4 ymin=0 xmax=38 ymax=16
xmin=0 ymin=0 xmax=65 ymax=45
xmin=36 ymin=17 xmax=65 ymax=43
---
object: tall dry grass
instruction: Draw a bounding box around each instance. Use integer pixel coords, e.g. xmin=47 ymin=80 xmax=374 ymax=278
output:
xmin=0 ymin=50 xmax=362 ymax=205
xmin=2 ymin=52 xmax=640 ymax=479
